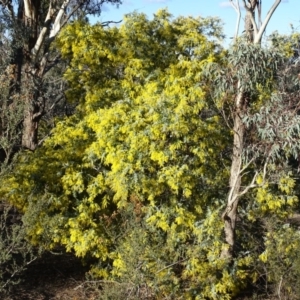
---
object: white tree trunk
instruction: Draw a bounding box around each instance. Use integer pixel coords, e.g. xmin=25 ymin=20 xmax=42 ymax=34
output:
xmin=222 ymin=0 xmax=282 ymax=259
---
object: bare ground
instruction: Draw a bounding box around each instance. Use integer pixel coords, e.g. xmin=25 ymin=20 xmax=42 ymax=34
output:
xmin=3 ymin=252 xmax=97 ymax=300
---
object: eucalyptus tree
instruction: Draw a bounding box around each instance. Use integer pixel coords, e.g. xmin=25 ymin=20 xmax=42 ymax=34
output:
xmin=0 ymin=0 xmax=122 ymax=151
xmin=219 ymin=0 xmax=300 ymax=261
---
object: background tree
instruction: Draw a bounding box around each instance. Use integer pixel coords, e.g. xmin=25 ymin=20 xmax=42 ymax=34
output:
xmin=0 ymin=0 xmax=122 ymax=151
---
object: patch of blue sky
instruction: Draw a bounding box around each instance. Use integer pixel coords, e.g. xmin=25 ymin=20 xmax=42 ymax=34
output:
xmin=94 ymin=1 xmax=299 ymax=47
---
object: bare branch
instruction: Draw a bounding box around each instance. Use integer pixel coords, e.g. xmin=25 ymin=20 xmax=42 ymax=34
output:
xmin=44 ymin=54 xmax=61 ymax=74
xmin=49 ymin=0 xmax=71 ymax=39
xmin=31 ymin=3 xmax=55 ymax=58
xmin=23 ymin=0 xmax=35 ymax=21
xmin=262 ymin=155 xmax=270 ymax=183
xmin=255 ymin=0 xmax=281 ymax=44
xmin=239 ymin=156 xmax=256 ymax=174
xmin=156 ymin=258 xmax=189 ymax=274
xmin=239 ymin=154 xmax=271 ymax=199
xmin=238 ymin=172 xmax=258 ymax=197
xmin=48 ymin=94 xmax=65 ymax=112
xmin=230 ymin=0 xmax=241 ymax=40
xmin=59 ymin=2 xmax=82 ymax=30
xmin=101 ymin=20 xmax=122 ymax=27
xmin=226 ymin=155 xmax=242 ymax=207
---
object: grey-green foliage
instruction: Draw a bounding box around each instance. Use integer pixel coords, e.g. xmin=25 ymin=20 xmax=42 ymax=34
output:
xmin=227 ymin=43 xmax=282 ymax=92
xmin=243 ymin=90 xmax=300 ymax=161
xmin=205 ymin=39 xmax=300 ymax=166
xmin=0 ymin=13 xmax=38 ymax=296
xmin=0 ymin=12 xmax=26 ymax=168
xmin=0 ymin=76 xmax=24 ymax=169
xmin=205 ymin=42 xmax=283 ymax=98
xmin=0 ymin=202 xmax=38 ymax=295
xmin=241 ymin=46 xmax=300 ymax=162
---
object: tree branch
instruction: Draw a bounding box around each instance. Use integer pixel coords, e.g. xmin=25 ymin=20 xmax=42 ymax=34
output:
xmin=31 ymin=2 xmax=54 ymax=58
xmin=238 ymin=172 xmax=258 ymax=197
xmin=230 ymin=0 xmax=241 ymax=41
xmin=156 ymin=258 xmax=189 ymax=274
xmin=59 ymin=3 xmax=82 ymax=30
xmin=101 ymin=20 xmax=122 ymax=27
xmin=49 ymin=0 xmax=71 ymax=39
xmin=255 ymin=0 xmax=281 ymax=44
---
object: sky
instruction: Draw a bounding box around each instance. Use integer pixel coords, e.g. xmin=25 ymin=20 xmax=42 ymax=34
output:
xmin=96 ymin=0 xmax=299 ymax=46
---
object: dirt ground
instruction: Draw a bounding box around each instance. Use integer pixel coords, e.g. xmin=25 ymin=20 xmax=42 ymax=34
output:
xmin=3 ymin=252 xmax=97 ymax=300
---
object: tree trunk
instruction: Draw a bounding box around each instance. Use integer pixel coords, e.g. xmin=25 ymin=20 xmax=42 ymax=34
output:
xmin=221 ymin=90 xmax=245 ymax=259
xmin=221 ymin=2 xmax=253 ymax=259
xmin=22 ymin=102 xmax=41 ymax=150
xmin=221 ymin=0 xmax=282 ymax=259
xmin=20 ymin=0 xmax=40 ymax=150
xmin=245 ymin=0 xmax=257 ymax=42
xmin=221 ymin=1 xmax=254 ymax=259
xmin=7 ymin=0 xmax=43 ymax=150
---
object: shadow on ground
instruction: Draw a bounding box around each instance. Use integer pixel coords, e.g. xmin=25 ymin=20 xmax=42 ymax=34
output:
xmin=4 ymin=251 xmax=95 ymax=300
